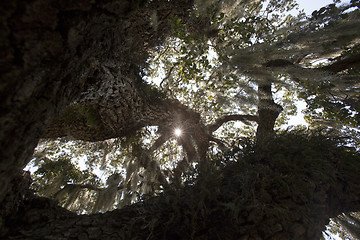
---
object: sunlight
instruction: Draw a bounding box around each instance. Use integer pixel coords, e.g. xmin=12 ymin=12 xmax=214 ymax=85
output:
xmin=174 ymin=128 xmax=182 ymax=137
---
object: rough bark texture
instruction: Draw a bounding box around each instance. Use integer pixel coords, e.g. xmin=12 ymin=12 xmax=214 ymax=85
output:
xmin=44 ymin=93 xmax=200 ymax=142
xmin=3 ymin=136 xmax=360 ymax=239
xmin=2 ymin=1 xmax=360 ymax=239
xmin=256 ymin=82 xmax=282 ymax=139
xmin=0 ymin=0 xmax=194 ymax=202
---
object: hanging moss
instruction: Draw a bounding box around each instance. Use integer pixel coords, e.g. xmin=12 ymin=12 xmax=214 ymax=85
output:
xmin=3 ymin=131 xmax=360 ymax=239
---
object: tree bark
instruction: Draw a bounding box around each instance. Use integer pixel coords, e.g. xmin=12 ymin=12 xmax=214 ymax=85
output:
xmin=0 ymin=0 xmax=194 ymax=202
xmin=3 ymin=140 xmax=360 ymax=240
xmin=2 ymin=1 xmax=360 ymax=239
xmin=256 ymin=82 xmax=283 ymax=139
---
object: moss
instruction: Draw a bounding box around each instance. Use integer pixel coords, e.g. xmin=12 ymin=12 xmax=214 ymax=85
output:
xmin=134 ymin=77 xmax=167 ymax=102
xmin=60 ymin=104 xmax=100 ymax=127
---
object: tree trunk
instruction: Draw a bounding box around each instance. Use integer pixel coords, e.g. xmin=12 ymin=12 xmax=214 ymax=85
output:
xmin=256 ymin=82 xmax=283 ymax=139
xmin=3 ymin=140 xmax=360 ymax=239
xmin=43 ymin=76 xmax=202 ymax=142
xmin=0 ymin=0 xmax=194 ymax=202
xmin=2 ymin=1 xmax=360 ymax=239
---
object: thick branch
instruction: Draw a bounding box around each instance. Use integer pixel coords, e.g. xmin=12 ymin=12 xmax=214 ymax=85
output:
xmin=4 ymin=142 xmax=360 ymax=239
xmin=207 ymin=114 xmax=258 ymax=133
xmin=321 ymin=53 xmax=360 ymax=73
xmin=264 ymin=59 xmax=294 ymax=68
xmin=264 ymin=53 xmax=360 ymax=74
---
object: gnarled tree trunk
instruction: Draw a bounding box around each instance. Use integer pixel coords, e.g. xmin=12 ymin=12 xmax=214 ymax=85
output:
xmin=2 ymin=1 xmax=360 ymax=239
xmin=0 ymin=0 xmax=194 ymax=202
xmin=256 ymin=82 xmax=282 ymax=139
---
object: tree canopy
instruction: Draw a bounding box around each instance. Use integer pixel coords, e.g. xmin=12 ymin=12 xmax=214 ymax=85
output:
xmin=1 ymin=0 xmax=360 ymax=239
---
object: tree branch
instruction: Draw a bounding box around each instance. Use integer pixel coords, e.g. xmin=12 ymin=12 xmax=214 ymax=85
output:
xmin=207 ymin=115 xmax=258 ymax=133
xmin=149 ymin=133 xmax=171 ymax=152
xmin=320 ymin=53 xmax=360 ymax=73
xmin=263 ymin=59 xmax=294 ymax=68
xmin=264 ymin=53 xmax=360 ymax=74
xmin=160 ymin=62 xmax=180 ymax=88
xmin=209 ymin=136 xmax=229 ymax=152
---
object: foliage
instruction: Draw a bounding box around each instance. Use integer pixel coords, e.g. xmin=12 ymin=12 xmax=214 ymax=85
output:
xmin=24 ymin=0 xmax=360 ymax=238
xmin=29 ymin=126 xmax=185 ymax=213
xmin=328 ymin=212 xmax=360 ymax=239
xmin=119 ymin=131 xmax=360 ymax=239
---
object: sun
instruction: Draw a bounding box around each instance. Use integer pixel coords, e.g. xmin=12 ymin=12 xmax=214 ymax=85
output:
xmin=174 ymin=128 xmax=182 ymax=137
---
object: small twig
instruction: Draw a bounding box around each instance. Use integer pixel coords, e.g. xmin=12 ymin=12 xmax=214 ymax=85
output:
xmin=160 ymin=62 xmax=180 ymax=88
xmin=326 ymin=89 xmax=338 ymax=102
xmin=153 ymin=45 xmax=171 ymax=62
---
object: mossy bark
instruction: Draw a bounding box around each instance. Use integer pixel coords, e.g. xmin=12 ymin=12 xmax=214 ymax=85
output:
xmin=0 ymin=0 xmax=194 ymax=202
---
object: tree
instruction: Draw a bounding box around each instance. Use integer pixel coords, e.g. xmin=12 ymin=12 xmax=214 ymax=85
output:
xmin=0 ymin=0 xmax=194 ymax=199
xmin=1 ymin=0 xmax=360 ymax=239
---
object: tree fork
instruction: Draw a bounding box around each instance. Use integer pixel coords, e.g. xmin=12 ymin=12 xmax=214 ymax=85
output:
xmin=0 ymin=0 xmax=194 ymax=202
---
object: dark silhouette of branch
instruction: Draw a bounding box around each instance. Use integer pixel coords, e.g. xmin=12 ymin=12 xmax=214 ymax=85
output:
xmin=160 ymin=62 xmax=180 ymax=88
xmin=208 ymin=114 xmax=258 ymax=133
xmin=209 ymin=136 xmax=229 ymax=152
xmin=321 ymin=53 xmax=360 ymax=73
xmin=264 ymin=59 xmax=294 ymax=68
xmin=264 ymin=53 xmax=360 ymax=73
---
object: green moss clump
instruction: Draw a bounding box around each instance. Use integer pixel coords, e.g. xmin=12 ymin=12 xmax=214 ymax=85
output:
xmin=60 ymin=104 xmax=100 ymax=127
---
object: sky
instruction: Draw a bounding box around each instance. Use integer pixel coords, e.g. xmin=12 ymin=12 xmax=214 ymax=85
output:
xmin=297 ymin=0 xmax=351 ymax=15
xmin=298 ymin=0 xmax=335 ymax=14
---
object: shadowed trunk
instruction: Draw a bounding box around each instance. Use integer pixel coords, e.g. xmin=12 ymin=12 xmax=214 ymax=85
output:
xmin=256 ymin=82 xmax=283 ymax=139
xmin=2 ymin=1 xmax=360 ymax=239
xmin=0 ymin=0 xmax=194 ymax=202
xmin=3 ymin=137 xmax=360 ymax=239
